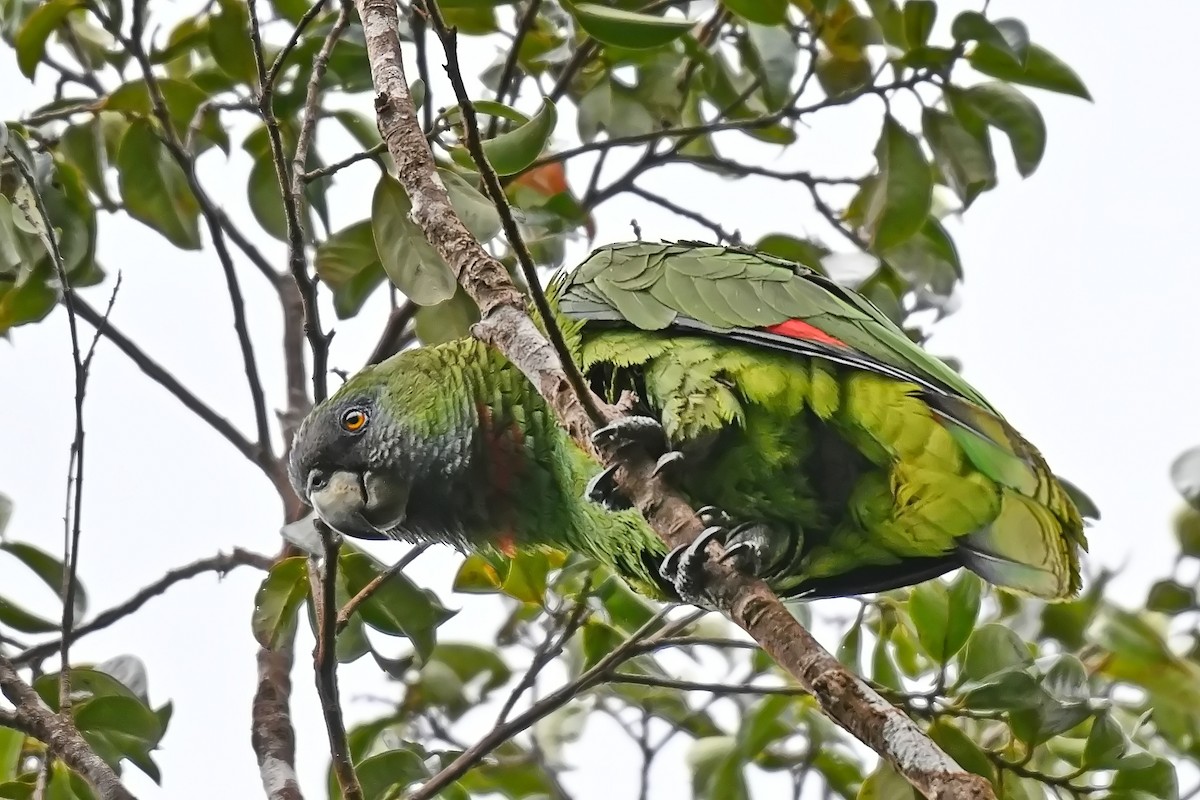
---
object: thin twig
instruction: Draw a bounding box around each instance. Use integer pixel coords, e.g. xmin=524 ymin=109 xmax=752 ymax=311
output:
xmin=335 ymin=542 xmax=430 ymax=631
xmin=0 ymin=655 xmax=135 ymax=800
xmin=428 ymin=3 xmax=604 ymax=428
xmin=265 ymin=0 xmax=329 ymax=88
xmin=307 ymin=533 xmax=363 ymax=800
xmin=301 ymin=142 xmax=386 ymax=182
xmin=6 ymin=148 xmax=87 ymax=713
xmin=71 ymin=298 xmax=268 ymax=471
xmin=486 ymin=0 xmax=542 ymax=139
xmin=409 ymin=608 xmax=674 ymax=799
xmin=611 ymin=673 xmax=810 ymax=696
xmin=626 ymin=185 xmax=740 ymax=244
xmin=15 ymin=549 xmax=272 ymax=667
xmin=365 ymin=301 xmax=418 ymax=365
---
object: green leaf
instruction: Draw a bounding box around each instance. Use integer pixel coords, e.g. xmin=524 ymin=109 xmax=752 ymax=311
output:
xmin=962 ymin=82 xmax=1046 ymax=178
xmin=75 ymin=695 xmax=163 ymax=747
xmin=1083 ymin=711 xmax=1130 ymax=770
xmin=251 ymin=556 xmax=309 ymax=650
xmin=927 ymin=721 xmax=994 ymax=782
xmin=991 ymin=18 xmax=1030 ymax=64
xmin=0 ymin=260 xmax=60 ymax=335
xmin=961 ymin=623 xmax=1032 ymax=682
xmin=371 ymin=175 xmax=456 ymax=306
xmin=1175 ymin=506 xmax=1200 ymax=556
xmin=354 ymin=749 xmax=428 ymax=800
xmin=688 ymin=736 xmax=747 ymax=800
xmin=0 ymin=542 xmax=87 ymax=619
xmin=476 ymin=97 xmax=558 ymax=176
xmin=499 ymin=550 xmax=551 ymax=605
xmin=836 ymin=619 xmax=862 ymax=671
xmin=117 ymin=119 xmax=202 ymax=249
xmin=570 ymin=4 xmax=693 ymax=50
xmin=857 ymin=763 xmax=916 ymax=800
xmin=340 ymin=550 xmax=456 ymax=662
xmin=744 ymin=23 xmax=799 ymax=111
xmin=429 ymin=643 xmax=511 ymax=698
xmin=963 ymin=669 xmax=1047 ymax=711
xmin=581 ymin=619 xmax=623 ymax=670
xmin=921 ymin=106 xmax=996 ymax=207
xmin=414 ymin=289 xmax=479 ymax=345
xmin=1147 ymin=579 xmax=1196 ymax=615
xmin=0 ymin=725 xmax=23 ymax=782
xmin=314 ymin=221 xmax=386 ymax=319
xmin=902 ymin=1 xmax=936 ymax=49
xmin=970 ymin=43 xmax=1091 ymax=101
xmin=103 ymin=78 xmax=210 ymax=139
xmin=0 ymin=595 xmax=59 ymax=633
xmin=208 ymin=0 xmax=258 ymax=83
xmin=864 ymin=116 xmax=932 ymax=250
xmin=723 ymin=0 xmax=786 ymax=26
xmin=371 ymin=171 xmax=500 ymax=306
xmin=452 ymin=552 xmax=503 ymax=593
xmin=1110 ymin=758 xmax=1178 ymax=798
xmin=754 ymin=234 xmax=829 ymax=272
xmin=14 ymin=0 xmax=81 ymax=78
xmin=247 ymin=155 xmax=291 ymax=241
xmin=907 ymin=574 xmax=979 ymax=664
xmin=950 ymin=12 xmax=1020 ymax=64
xmin=34 ymin=667 xmax=141 ymax=710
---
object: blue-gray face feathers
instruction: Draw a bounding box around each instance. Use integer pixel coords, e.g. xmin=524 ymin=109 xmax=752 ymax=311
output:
xmin=287 ymin=392 xmax=410 ymax=541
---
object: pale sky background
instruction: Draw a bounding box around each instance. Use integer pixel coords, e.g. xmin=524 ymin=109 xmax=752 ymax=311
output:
xmin=2 ymin=1 xmax=1199 ymax=798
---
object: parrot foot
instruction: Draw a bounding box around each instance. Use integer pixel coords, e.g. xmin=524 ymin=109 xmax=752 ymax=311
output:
xmin=658 ymin=520 xmax=782 ymax=608
xmin=584 ymin=463 xmax=630 ymax=511
xmin=591 ymin=416 xmax=668 ymax=454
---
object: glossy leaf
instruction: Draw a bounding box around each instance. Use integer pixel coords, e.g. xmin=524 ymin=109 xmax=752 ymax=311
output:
xmin=314 ymin=220 xmax=386 ymax=319
xmin=0 ymin=541 xmax=87 ymax=619
xmin=922 ymin=106 xmax=997 ymax=206
xmin=251 ymin=556 xmax=309 ymax=650
xmin=970 ymin=43 xmax=1091 ymax=100
xmin=479 ymin=96 xmax=558 ymax=176
xmin=117 ymin=119 xmax=202 ymax=249
xmin=950 ymin=11 xmax=1020 ymax=64
xmin=902 ymin=0 xmax=936 ymax=48
xmin=723 ymin=0 xmax=786 ymax=26
xmin=962 ymin=82 xmax=1047 ymax=178
xmin=14 ymin=0 xmax=81 ymax=78
xmin=208 ymin=0 xmax=257 ymax=83
xmin=570 ymin=4 xmax=693 ymax=50
xmin=744 ymin=23 xmax=799 ymax=111
xmin=962 ymin=623 xmax=1032 ymax=681
xmin=340 ymin=550 xmax=456 ymax=662
xmin=864 ymin=116 xmax=932 ymax=250
xmin=354 ymin=749 xmax=427 ymax=800
xmin=0 ymin=595 xmax=58 ymax=633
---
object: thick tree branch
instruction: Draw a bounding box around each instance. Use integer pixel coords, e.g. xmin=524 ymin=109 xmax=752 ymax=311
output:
xmin=355 ymin=4 xmax=992 ymax=798
xmin=251 ymin=620 xmax=305 ymax=800
xmin=0 ymin=655 xmax=135 ymax=800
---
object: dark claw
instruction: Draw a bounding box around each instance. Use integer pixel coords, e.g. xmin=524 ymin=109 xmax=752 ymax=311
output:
xmin=591 ymin=416 xmax=668 ymax=454
xmin=696 ymin=505 xmax=732 ymax=528
xmin=584 ymin=463 xmax=630 ymax=511
xmin=658 ymin=525 xmax=728 ymax=608
xmin=651 ymin=450 xmax=685 ymax=477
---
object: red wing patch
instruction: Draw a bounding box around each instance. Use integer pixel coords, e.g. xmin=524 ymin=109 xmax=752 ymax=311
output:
xmin=765 ymin=319 xmax=846 ymax=347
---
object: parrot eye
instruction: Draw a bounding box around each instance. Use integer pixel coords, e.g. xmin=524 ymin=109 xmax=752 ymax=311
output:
xmin=340 ymin=408 xmax=369 ymax=433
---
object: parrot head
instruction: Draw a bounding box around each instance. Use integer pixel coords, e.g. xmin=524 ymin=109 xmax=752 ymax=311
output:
xmin=287 ymin=369 xmax=412 ymax=541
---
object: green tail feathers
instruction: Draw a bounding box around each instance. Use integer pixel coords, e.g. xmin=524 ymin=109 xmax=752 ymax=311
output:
xmin=931 ymin=394 xmax=1087 ymax=598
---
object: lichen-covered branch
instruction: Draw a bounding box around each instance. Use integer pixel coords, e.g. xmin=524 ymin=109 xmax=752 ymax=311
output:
xmin=352 ymin=2 xmax=994 ymax=797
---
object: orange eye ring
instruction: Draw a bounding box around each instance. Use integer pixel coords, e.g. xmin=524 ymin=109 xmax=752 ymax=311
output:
xmin=341 ymin=408 xmax=368 ymax=433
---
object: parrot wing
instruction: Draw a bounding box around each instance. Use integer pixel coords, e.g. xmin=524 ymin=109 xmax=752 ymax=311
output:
xmin=552 ymin=241 xmax=1093 ymax=598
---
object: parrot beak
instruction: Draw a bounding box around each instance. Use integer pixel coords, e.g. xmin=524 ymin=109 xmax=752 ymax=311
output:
xmin=306 ymin=468 xmax=409 ymax=541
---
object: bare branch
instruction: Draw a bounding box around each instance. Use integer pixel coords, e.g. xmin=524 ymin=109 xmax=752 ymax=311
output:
xmin=409 ymin=608 xmax=676 ymax=799
xmin=307 ymin=534 xmax=362 ymax=800
xmin=354 ymin=6 xmax=995 ymax=798
xmin=0 ymin=655 xmax=136 ymax=800
xmin=365 ymin=300 xmax=417 ymax=365
xmin=6 ymin=146 xmax=88 ymax=712
xmin=14 ymin=549 xmax=272 ymax=667
xmin=486 ymin=0 xmax=542 ymax=138
xmin=248 ymin=0 xmax=336 ymax=403
xmin=610 ymin=673 xmax=810 ymax=697
xmin=625 ymin=185 xmax=741 ymax=244
xmin=71 ymin=297 xmax=269 ymax=471
xmin=301 ymin=142 xmax=387 ymax=183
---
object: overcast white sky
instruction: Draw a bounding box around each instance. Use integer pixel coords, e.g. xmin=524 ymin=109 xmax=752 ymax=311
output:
xmin=3 ymin=1 xmax=1199 ymax=798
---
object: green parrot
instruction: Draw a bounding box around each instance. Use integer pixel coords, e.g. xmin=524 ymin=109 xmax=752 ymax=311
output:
xmin=288 ymin=242 xmax=1094 ymax=605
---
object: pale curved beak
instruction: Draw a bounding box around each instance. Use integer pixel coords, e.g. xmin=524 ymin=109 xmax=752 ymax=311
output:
xmin=307 ymin=468 xmax=408 ymax=540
